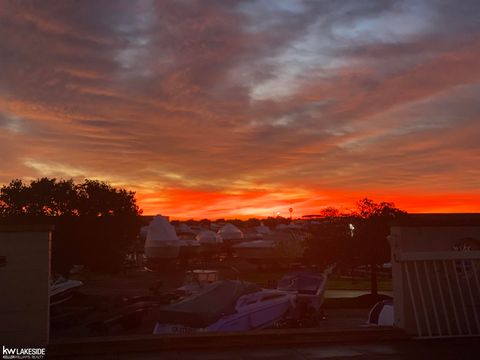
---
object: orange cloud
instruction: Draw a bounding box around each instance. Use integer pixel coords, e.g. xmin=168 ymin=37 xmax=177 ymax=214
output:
xmin=1 ymin=1 xmax=479 ymax=219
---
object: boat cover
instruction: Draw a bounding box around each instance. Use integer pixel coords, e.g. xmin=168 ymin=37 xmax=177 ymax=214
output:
xmin=217 ymin=223 xmax=244 ymax=240
xmin=157 ymin=280 xmax=260 ymax=327
xmin=176 ymin=223 xmax=195 ymax=235
xmin=277 ymin=272 xmax=326 ymax=295
xmin=196 ymin=230 xmax=222 ymax=244
xmin=146 ymin=215 xmax=179 ymax=244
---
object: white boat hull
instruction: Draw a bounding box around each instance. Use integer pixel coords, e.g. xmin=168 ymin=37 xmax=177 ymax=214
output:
xmin=208 ymin=295 xmax=292 ymax=331
xmin=154 ymin=289 xmax=294 ymax=334
xmin=145 ymin=245 xmax=180 ymax=260
xmin=178 ymin=240 xmax=201 ymax=258
xmin=367 ymin=300 xmax=394 ymax=326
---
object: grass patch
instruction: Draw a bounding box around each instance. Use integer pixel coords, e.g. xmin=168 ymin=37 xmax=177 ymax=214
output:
xmin=326 ymin=278 xmax=392 ymax=291
xmin=240 ymin=270 xmax=392 ymax=291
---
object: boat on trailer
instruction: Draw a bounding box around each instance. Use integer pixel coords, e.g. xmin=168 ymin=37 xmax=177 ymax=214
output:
xmin=276 ymin=267 xmax=334 ymax=323
xmin=153 ymin=280 xmax=294 ymax=334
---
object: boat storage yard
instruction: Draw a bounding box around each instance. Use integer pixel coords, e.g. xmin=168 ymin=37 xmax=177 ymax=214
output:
xmin=1 ymin=214 xmax=479 ymax=359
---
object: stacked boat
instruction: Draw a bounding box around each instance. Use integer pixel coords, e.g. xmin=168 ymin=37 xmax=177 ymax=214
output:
xmin=144 ymin=215 xmax=181 ymax=263
xmin=233 ymin=227 xmax=305 ymax=262
xmin=217 ymin=223 xmax=244 ymax=244
xmin=175 ymin=223 xmax=196 ymax=238
xmin=277 ymin=271 xmax=327 ymax=315
xmin=176 ymin=223 xmax=201 ymax=259
xmin=233 ymin=240 xmax=277 ymax=260
xmin=196 ymin=230 xmax=223 ymax=256
xmin=143 ymin=217 xmax=306 ymax=264
xmin=255 ymin=222 xmax=271 ymax=235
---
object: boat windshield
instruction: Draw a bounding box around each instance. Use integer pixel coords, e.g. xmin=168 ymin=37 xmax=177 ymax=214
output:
xmin=277 ymin=272 xmax=325 ymax=295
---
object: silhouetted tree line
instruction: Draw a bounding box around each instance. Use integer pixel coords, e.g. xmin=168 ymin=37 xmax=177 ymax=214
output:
xmin=171 ymin=216 xmax=288 ymax=229
xmin=305 ymin=198 xmax=406 ymax=295
xmin=0 ymin=178 xmax=142 ymax=274
xmin=0 ymin=176 xmax=405 ymax=292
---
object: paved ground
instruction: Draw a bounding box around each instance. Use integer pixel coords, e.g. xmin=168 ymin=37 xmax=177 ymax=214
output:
xmin=50 ymin=338 xmax=480 ymax=359
xmin=51 ymin=307 xmax=374 ymax=341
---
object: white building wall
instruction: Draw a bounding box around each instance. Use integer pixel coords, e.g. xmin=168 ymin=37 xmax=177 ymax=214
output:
xmin=389 ymin=224 xmax=480 ymax=337
xmin=0 ymin=227 xmax=51 ymax=346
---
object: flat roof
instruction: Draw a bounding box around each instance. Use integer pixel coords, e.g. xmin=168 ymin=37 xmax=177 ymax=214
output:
xmin=391 ymin=213 xmax=480 ymax=227
xmin=0 ymin=224 xmax=55 ymax=232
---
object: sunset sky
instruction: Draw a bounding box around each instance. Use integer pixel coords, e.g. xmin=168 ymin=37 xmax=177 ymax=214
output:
xmin=1 ymin=0 xmax=479 ymax=219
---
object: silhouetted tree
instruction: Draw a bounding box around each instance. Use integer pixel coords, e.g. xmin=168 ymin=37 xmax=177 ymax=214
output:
xmin=0 ymin=178 xmax=142 ymax=273
xmin=230 ymin=219 xmax=244 ymax=228
xmin=262 ymin=216 xmax=289 ymax=229
xmin=352 ymin=198 xmax=406 ymax=295
xmin=262 ymin=217 xmax=278 ymax=229
xmin=199 ymin=219 xmax=211 ymax=229
xmin=185 ymin=219 xmax=197 ymax=227
xmin=304 ymin=217 xmax=352 ymax=269
xmin=318 ymin=207 xmax=341 ymax=219
xmin=0 ymin=179 xmax=31 ymax=216
xmin=245 ymin=218 xmax=261 ymax=228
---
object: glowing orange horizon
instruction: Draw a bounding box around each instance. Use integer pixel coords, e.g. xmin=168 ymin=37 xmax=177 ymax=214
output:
xmin=134 ymin=187 xmax=480 ymax=220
